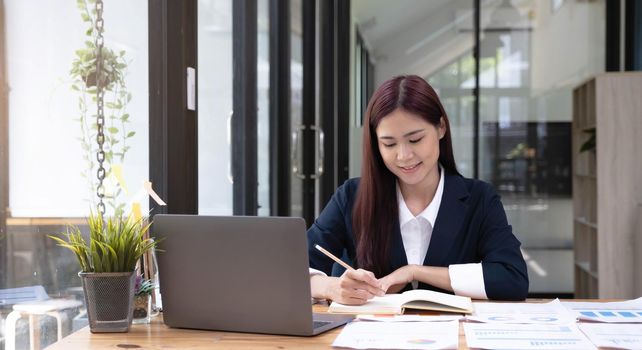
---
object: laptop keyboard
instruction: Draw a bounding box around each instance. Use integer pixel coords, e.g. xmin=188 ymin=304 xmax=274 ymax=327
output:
xmin=313 ymin=320 xmax=332 ymax=329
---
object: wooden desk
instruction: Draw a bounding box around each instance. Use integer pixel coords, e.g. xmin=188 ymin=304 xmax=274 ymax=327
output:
xmin=49 ymin=299 xmax=613 ymax=350
xmin=46 ymin=304 xmax=472 ymax=350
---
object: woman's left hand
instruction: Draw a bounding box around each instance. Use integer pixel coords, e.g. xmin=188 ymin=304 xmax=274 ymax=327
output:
xmin=379 ymin=265 xmax=416 ymax=293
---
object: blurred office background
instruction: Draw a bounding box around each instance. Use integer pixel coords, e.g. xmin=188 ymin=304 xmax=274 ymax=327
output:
xmin=1 ymin=0 xmax=641 ymax=348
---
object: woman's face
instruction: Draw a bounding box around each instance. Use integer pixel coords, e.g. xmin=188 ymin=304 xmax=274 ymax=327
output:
xmin=375 ymin=108 xmax=445 ymax=188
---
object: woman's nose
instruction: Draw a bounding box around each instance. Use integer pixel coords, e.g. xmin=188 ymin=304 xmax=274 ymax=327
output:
xmin=397 ymin=144 xmax=413 ymax=160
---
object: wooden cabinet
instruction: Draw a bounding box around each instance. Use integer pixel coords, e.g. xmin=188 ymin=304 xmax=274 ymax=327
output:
xmin=572 ymin=72 xmax=642 ymax=298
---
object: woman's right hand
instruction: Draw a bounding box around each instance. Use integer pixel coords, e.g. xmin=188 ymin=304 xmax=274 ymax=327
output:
xmin=325 ymin=269 xmax=385 ymax=305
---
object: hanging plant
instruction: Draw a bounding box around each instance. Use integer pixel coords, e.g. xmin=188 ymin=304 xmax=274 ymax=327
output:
xmin=72 ymin=42 xmax=123 ymax=89
xmin=71 ymin=0 xmax=135 ymax=214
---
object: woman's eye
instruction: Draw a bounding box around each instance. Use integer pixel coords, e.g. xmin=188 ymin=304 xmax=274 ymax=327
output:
xmin=383 ymin=143 xmax=396 ymax=148
xmin=409 ymin=137 xmax=423 ymax=144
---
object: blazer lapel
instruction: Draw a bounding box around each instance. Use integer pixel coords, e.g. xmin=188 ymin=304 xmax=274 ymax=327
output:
xmin=424 ymin=174 xmax=470 ymax=266
xmin=389 ymin=217 xmax=408 ymax=272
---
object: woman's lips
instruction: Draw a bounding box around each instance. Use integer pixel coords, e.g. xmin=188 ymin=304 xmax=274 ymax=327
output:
xmin=399 ymin=162 xmax=421 ymax=173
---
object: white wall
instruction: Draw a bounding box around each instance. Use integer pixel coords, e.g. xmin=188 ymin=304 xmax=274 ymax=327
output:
xmin=530 ymin=0 xmax=605 ymax=99
xmin=372 ymin=1 xmax=474 ymax=87
xmin=529 ymin=0 xmax=605 ymax=123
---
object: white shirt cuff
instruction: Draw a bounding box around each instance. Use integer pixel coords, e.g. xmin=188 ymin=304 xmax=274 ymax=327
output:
xmin=448 ymin=263 xmax=488 ymax=300
xmin=309 ymin=267 xmax=328 ymax=278
xmin=309 ymin=268 xmax=328 ymax=304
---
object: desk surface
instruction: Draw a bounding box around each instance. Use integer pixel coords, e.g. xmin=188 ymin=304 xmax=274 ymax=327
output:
xmin=46 ymin=305 xmax=360 ymax=350
xmin=46 ymin=300 xmax=603 ymax=350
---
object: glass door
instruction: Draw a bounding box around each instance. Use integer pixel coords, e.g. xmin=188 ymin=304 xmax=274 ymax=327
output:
xmin=293 ymin=0 xmax=321 ymax=226
xmin=197 ymin=0 xmax=234 ymax=215
xmin=198 ymin=0 xmax=267 ymax=216
xmin=290 ymin=0 xmax=304 ymax=219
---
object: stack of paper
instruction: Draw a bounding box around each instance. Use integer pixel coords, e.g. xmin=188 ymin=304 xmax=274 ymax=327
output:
xmin=332 ymin=319 xmax=459 ymax=350
xmin=331 ymin=297 xmax=642 ymax=349
xmin=467 ymin=299 xmax=576 ymax=325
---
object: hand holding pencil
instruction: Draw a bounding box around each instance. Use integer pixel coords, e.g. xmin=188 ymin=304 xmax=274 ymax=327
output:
xmin=314 ymin=244 xmax=385 ymax=304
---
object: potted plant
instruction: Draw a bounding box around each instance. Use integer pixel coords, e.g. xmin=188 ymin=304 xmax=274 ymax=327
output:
xmin=132 ymin=275 xmax=154 ymax=324
xmin=49 ymin=210 xmax=157 ymax=333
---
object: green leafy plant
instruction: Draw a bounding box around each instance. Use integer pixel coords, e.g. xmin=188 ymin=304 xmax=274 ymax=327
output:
xmin=48 ymin=210 xmax=156 ymax=273
xmin=72 ymin=0 xmax=135 ymax=214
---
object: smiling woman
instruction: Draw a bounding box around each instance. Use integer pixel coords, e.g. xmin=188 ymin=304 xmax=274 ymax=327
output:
xmin=307 ymin=75 xmax=528 ymax=305
xmin=375 ymin=109 xmax=445 ymax=209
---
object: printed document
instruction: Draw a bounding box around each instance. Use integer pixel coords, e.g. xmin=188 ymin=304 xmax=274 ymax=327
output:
xmin=562 ymin=297 xmax=642 ymax=323
xmin=467 ymin=299 xmax=576 ymax=325
xmin=332 ymin=320 xmax=458 ymax=349
xmin=463 ymin=323 xmax=596 ymax=350
xmin=578 ymin=323 xmax=642 ymax=350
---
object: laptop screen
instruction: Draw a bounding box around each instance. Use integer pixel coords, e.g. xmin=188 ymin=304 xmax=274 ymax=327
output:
xmin=153 ymin=215 xmax=333 ymax=335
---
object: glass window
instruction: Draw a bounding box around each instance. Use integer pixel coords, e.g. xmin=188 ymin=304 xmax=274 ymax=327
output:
xmin=478 ymin=0 xmax=605 ymax=296
xmin=257 ymin=0 xmax=270 ymax=216
xmin=431 ymin=53 xmax=476 ymax=178
xmin=353 ymin=0 xmax=605 ymax=297
xmin=7 ymin=1 xmax=148 ymax=217
xmin=2 ymin=0 xmax=149 ymax=347
xmin=291 ymin=0 xmax=304 ymax=218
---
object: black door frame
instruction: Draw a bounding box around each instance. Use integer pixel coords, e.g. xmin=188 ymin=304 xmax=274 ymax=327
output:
xmin=146 ymin=0 xmax=347 ymax=221
xmin=318 ymin=0 xmax=350 ymax=212
xmin=149 ymin=0 xmax=260 ymax=217
xmin=232 ymin=0 xmax=258 ymax=215
xmin=318 ymin=0 xmax=336 ymax=212
xmin=336 ymin=0 xmax=350 ymax=197
xmin=301 ymin=0 xmax=316 ymax=225
xmin=269 ymin=0 xmax=291 ymax=216
xmin=148 ymin=0 xmax=198 ymax=215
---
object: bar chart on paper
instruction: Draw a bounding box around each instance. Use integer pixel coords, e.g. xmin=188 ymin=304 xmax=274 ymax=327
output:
xmin=463 ymin=323 xmax=596 ymax=350
xmin=562 ymin=298 xmax=642 ymax=323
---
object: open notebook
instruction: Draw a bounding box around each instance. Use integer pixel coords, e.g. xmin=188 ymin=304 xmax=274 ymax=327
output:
xmin=328 ymin=289 xmax=473 ymax=315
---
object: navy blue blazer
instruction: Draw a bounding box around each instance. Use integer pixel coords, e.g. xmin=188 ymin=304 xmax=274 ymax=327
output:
xmin=307 ymin=174 xmax=529 ymax=301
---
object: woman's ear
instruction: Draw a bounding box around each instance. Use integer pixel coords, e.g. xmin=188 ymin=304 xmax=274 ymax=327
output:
xmin=439 ymin=117 xmax=446 ymax=139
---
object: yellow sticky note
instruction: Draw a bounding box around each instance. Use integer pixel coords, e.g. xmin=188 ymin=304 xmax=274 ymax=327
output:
xmin=112 ymin=164 xmax=129 ymax=195
xmin=131 ymin=202 xmax=142 ymax=221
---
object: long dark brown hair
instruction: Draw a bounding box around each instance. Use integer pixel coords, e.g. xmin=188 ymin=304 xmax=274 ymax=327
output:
xmin=352 ymin=75 xmax=460 ymax=277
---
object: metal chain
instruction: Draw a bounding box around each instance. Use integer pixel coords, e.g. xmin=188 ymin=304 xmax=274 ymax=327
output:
xmin=94 ymin=0 xmax=106 ymax=215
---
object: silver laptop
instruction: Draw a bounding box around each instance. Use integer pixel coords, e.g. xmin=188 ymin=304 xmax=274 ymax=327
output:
xmin=153 ymin=215 xmax=352 ymax=336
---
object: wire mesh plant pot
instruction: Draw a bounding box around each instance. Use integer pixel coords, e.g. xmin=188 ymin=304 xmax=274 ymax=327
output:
xmin=79 ymin=271 xmax=136 ymax=333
